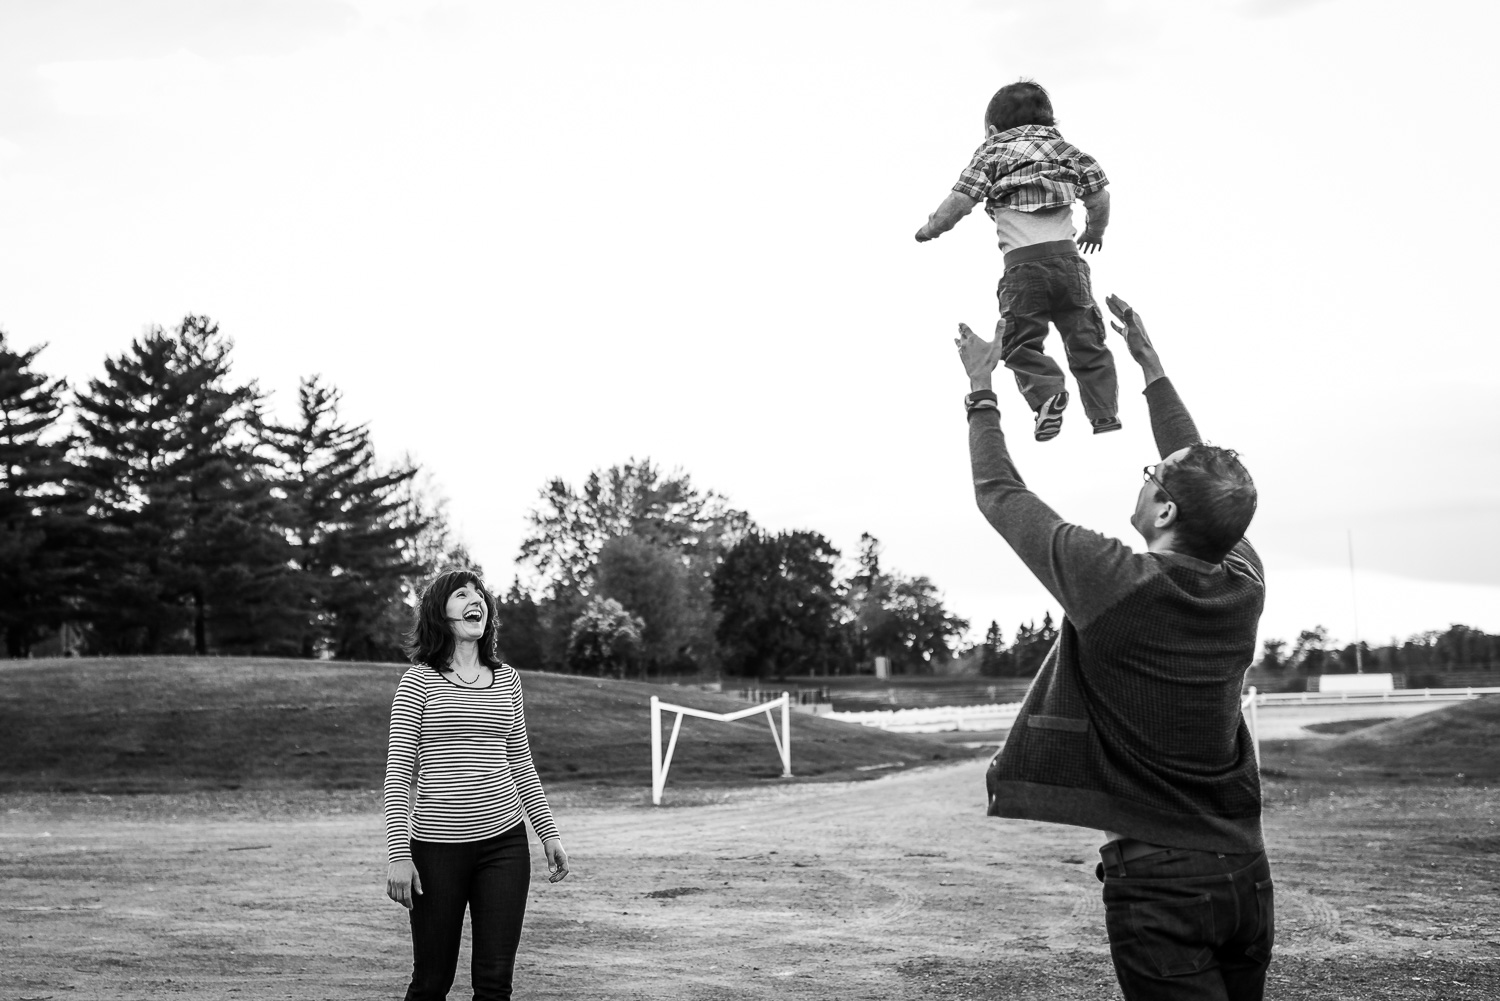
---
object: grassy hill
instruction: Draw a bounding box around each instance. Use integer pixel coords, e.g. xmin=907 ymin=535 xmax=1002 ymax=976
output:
xmin=0 ymin=657 xmax=982 ymax=794
xmin=1262 ymin=696 xmax=1500 ymax=783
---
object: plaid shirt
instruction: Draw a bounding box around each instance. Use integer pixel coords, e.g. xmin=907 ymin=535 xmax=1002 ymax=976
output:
xmin=953 ymin=125 xmax=1108 ymax=216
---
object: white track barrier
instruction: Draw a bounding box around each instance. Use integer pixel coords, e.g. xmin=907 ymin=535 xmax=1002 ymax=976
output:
xmin=825 ymin=702 xmax=1022 ymax=733
xmin=827 ymin=688 xmax=1265 ymax=763
xmin=650 ymin=693 xmax=791 ymax=805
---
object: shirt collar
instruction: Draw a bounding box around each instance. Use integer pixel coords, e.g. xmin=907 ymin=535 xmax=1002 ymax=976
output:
xmin=991 ymin=124 xmax=1063 ymax=144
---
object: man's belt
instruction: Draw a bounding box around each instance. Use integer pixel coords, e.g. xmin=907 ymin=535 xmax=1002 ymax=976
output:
xmin=1099 ymin=838 xmax=1174 ymax=873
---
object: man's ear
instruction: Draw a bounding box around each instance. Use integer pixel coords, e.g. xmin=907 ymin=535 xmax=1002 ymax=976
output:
xmin=1155 ymin=501 xmax=1178 ymax=531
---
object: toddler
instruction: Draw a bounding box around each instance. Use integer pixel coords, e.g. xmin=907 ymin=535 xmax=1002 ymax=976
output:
xmin=917 ymin=80 xmax=1119 ymax=440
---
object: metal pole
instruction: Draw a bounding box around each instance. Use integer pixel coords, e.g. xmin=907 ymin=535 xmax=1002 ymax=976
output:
xmin=650 ymin=696 xmax=662 ymax=805
xmin=781 ymin=692 xmax=792 ymax=777
xmin=1348 ymin=530 xmax=1363 ymax=673
xmin=1246 ymin=686 xmax=1260 ymax=767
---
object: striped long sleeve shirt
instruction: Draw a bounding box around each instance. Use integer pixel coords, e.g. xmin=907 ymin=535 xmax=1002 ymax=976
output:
xmin=383 ymin=665 xmax=560 ymax=864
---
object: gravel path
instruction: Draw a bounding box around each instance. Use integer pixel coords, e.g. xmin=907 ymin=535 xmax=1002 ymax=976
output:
xmin=4 ymin=761 xmax=1498 ymax=999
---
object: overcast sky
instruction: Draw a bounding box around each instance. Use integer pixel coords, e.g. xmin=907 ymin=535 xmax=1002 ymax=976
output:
xmin=2 ymin=0 xmax=1497 ymax=652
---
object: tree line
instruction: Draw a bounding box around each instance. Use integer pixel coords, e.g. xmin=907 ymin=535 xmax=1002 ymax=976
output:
xmin=10 ymin=319 xmax=1491 ymax=682
xmin=492 ymin=459 xmax=980 ymax=678
xmin=1256 ymin=623 xmax=1500 ymax=684
xmin=2 ymin=323 xmax=999 ymax=676
xmin=0 ymin=320 xmax=446 ymax=659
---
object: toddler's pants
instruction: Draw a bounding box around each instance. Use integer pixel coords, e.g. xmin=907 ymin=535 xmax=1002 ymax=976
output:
xmin=406 ymin=824 xmax=531 ymax=1001
xmin=996 ymin=239 xmax=1119 ymax=420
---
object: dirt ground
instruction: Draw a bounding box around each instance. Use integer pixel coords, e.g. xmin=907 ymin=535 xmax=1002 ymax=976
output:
xmin=4 ymin=760 xmax=1499 ymax=1001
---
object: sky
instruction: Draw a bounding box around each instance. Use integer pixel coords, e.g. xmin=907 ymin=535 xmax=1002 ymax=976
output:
xmin=1 ymin=0 xmax=1497 ymax=653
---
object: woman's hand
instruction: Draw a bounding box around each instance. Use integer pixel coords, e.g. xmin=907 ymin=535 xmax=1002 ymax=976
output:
xmin=387 ymin=859 xmax=422 ymax=910
xmin=544 ymin=838 xmax=570 ymax=883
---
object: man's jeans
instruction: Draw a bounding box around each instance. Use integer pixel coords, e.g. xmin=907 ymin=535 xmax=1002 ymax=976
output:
xmin=996 ymin=240 xmax=1119 ymax=419
xmin=1098 ymin=845 xmax=1274 ymax=1001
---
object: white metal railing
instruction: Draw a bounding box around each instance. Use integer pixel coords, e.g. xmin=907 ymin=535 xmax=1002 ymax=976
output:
xmin=1249 ymin=687 xmax=1500 ymax=707
xmin=822 ymin=686 xmax=1497 ymax=766
xmin=650 ymin=693 xmax=791 ymax=805
xmin=825 ymin=702 xmax=1022 ymax=734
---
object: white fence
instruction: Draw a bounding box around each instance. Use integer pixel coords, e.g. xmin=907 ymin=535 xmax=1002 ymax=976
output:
xmin=825 ymin=702 xmax=1023 ymax=734
xmin=1252 ymin=687 xmax=1500 ymax=706
xmin=825 ymin=686 xmax=1500 ymax=736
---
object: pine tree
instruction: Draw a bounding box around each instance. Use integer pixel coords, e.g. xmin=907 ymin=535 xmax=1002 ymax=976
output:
xmin=0 ymin=331 xmax=78 ymax=657
xmin=259 ymin=375 xmax=426 ymax=660
xmin=72 ymin=317 xmax=295 ymax=654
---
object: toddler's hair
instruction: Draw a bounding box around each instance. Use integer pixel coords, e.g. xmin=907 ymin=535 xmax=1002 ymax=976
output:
xmin=985 ymin=80 xmax=1056 ymax=134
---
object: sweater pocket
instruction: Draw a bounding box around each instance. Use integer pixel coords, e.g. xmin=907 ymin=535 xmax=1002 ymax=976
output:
xmin=1026 ymin=714 xmax=1090 ymax=733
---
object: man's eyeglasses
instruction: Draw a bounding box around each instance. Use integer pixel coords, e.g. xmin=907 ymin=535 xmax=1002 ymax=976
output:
xmin=1142 ymin=464 xmax=1175 ymax=506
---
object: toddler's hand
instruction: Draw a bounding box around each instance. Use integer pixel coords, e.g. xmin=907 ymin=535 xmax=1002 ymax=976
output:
xmin=915 ymin=226 xmax=934 ymax=243
xmin=1077 ymin=231 xmax=1103 ymax=254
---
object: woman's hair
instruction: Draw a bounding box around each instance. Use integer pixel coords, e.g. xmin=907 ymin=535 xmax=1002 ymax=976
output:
xmin=985 ymin=80 xmax=1056 ymax=134
xmin=405 ymin=568 xmax=504 ymax=671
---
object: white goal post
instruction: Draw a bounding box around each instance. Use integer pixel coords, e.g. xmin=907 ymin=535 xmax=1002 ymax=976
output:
xmin=650 ymin=693 xmax=791 ymax=805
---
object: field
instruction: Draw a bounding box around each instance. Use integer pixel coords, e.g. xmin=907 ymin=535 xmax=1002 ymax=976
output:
xmin=3 ymin=659 xmax=1498 ymax=1000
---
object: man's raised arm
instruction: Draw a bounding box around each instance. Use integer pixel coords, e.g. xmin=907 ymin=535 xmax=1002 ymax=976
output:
xmin=1105 ymin=294 xmax=1202 ymax=460
xmin=957 ymin=323 xmax=1134 ymax=623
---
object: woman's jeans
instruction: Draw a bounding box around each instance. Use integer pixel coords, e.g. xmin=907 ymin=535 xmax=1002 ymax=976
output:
xmin=406 ymin=824 xmax=531 ymax=1001
xmin=1099 ymin=845 xmax=1274 ymax=1001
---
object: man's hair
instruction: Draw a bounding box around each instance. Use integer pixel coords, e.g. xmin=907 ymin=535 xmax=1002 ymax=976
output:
xmin=985 ymin=80 xmax=1056 ymax=134
xmin=405 ymin=567 xmax=504 ymax=671
xmin=1157 ymin=445 xmax=1257 ymax=563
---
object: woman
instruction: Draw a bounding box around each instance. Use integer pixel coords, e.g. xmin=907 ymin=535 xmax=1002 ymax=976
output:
xmin=384 ymin=568 xmax=569 ymax=1001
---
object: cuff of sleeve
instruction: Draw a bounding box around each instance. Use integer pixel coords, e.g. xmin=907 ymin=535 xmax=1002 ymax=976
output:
xmin=1142 ymin=376 xmax=1174 ymax=397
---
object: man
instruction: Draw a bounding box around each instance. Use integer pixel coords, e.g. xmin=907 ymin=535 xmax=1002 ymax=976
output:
xmin=956 ymin=294 xmax=1272 ymax=1001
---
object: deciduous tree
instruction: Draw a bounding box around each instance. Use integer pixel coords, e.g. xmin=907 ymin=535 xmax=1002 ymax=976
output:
xmin=595 ymin=534 xmax=690 ymax=672
xmin=846 ymin=534 xmax=969 ymax=674
xmin=567 ymin=596 xmax=644 ymax=677
xmin=711 ymin=530 xmax=844 ymax=678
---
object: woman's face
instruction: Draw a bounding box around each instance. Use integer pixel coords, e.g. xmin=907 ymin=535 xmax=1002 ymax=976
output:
xmin=444 ymin=582 xmax=489 ymax=642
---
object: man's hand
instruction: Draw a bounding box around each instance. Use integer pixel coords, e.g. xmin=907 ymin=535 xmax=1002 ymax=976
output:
xmin=1077 ymin=230 xmax=1103 ymax=254
xmin=544 ymin=837 xmax=570 ymax=883
xmin=955 ymin=322 xmax=1003 ymax=391
xmin=1105 ymin=294 xmax=1165 ymax=385
xmin=387 ymin=859 xmax=422 ymax=910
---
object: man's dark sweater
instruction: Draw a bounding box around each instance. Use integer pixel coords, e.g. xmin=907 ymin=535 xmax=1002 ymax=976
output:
xmin=970 ymin=377 xmax=1265 ymax=853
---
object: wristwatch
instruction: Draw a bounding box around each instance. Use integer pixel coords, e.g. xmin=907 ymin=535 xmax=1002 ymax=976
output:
xmin=964 ymin=389 xmax=999 ymax=414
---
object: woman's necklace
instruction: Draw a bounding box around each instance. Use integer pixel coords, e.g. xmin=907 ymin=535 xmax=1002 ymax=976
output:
xmin=450 ymin=664 xmax=485 ymax=687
